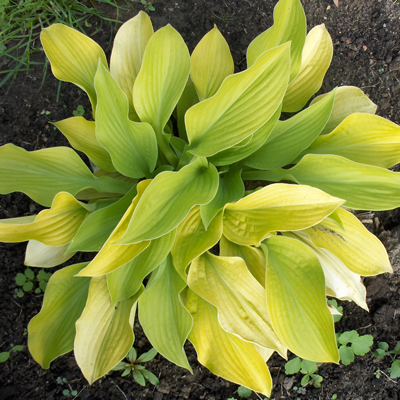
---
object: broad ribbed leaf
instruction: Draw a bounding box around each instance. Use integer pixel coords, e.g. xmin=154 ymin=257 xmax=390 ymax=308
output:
xmin=95 ymin=63 xmax=157 ymax=178
xmin=28 ymin=263 xmax=90 ymax=369
xmin=25 ymin=241 xmax=74 ymax=268
xmin=185 ymin=43 xmax=290 ymax=157
xmin=75 ymin=276 xmax=140 ymax=384
xmin=191 ymin=25 xmax=234 ymax=101
xmin=119 ymin=157 xmax=219 ymax=244
xmin=0 ymin=144 xmax=131 ymax=207
xmin=305 ymin=207 xmax=392 ymax=276
xmin=139 ymin=255 xmax=193 ymax=371
xmin=223 ymin=183 xmax=344 ymax=245
xmin=186 ymin=290 xmax=272 ymax=397
xmin=264 ymin=236 xmax=339 ymax=362
xmin=41 ymin=24 xmax=107 ymax=113
xmin=300 ymin=113 xmax=400 ymax=168
xmin=245 ymin=88 xmax=336 ymax=170
xmin=282 ymin=24 xmax=333 ymax=112
xmin=171 ymin=206 xmax=223 ymax=280
xmin=310 ymin=86 xmax=377 ymax=135
xmin=247 ymin=0 xmax=306 ymax=81
xmin=0 ymin=192 xmax=93 ymax=246
xmin=188 ymin=252 xmax=286 ymax=355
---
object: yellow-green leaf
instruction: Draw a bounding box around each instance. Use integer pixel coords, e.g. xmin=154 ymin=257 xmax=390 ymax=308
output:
xmin=186 ymin=290 xmax=272 ymax=397
xmin=264 ymin=236 xmax=339 ymax=362
xmin=25 ymin=241 xmax=75 ymax=268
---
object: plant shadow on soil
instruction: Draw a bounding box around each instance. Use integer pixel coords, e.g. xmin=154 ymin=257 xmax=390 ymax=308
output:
xmin=1 ymin=0 xmax=400 ymax=399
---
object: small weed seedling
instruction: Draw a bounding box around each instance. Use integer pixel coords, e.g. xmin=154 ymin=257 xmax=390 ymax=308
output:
xmin=112 ymin=347 xmax=159 ymax=386
xmin=373 ymin=341 xmax=400 ymax=379
xmin=285 ymin=357 xmax=323 ymax=388
xmin=14 ymin=268 xmax=52 ymax=298
xmin=227 ymin=385 xmax=271 ymax=400
xmin=137 ymin=0 xmax=155 ymax=12
xmin=56 ymin=376 xmax=78 ymax=397
xmin=336 ymin=330 xmax=373 ymax=365
xmin=0 ymin=344 xmax=24 ymax=362
xmin=72 ymin=105 xmax=85 ymax=117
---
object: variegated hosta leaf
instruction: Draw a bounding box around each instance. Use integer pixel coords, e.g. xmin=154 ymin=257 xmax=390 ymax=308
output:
xmin=247 ymin=0 xmax=306 ymax=81
xmin=171 ymin=206 xmax=223 ymax=280
xmin=0 ymin=192 xmax=94 ymax=246
xmin=188 ymin=252 xmax=287 ymax=356
xmin=282 ymin=24 xmax=333 ymax=112
xmin=54 ymin=117 xmax=115 ymax=172
xmin=107 ymin=229 xmax=176 ymax=303
xmin=25 ymin=241 xmax=75 ymax=268
xmin=254 ymin=154 xmax=400 ymax=211
xmin=0 ymin=144 xmax=131 ymax=207
xmin=244 ymin=88 xmax=336 ymax=170
xmin=223 ymin=183 xmax=344 ymax=245
xmin=75 ymin=276 xmax=141 ymax=384
xmin=186 ymin=290 xmax=272 ymax=397
xmin=310 ymin=86 xmax=377 ymax=135
xmin=200 ymin=168 xmax=244 ymax=229
xmin=40 ymin=24 xmax=107 ymax=113
xmin=284 ymin=231 xmax=368 ymax=310
xmin=264 ymin=236 xmax=339 ymax=362
xmin=118 ymin=157 xmax=219 ymax=244
xmin=28 ymin=263 xmax=90 ymax=369
xmin=190 ymin=25 xmax=234 ymax=101
xmin=110 ymin=11 xmax=153 ymax=118
xmin=95 ymin=63 xmax=158 ymax=179
xmin=299 ymin=113 xmax=400 ymax=168
xmin=68 ymin=185 xmax=138 ymax=253
xmin=77 ymin=181 xmax=152 ymax=277
xmin=219 ymin=236 xmax=266 ymax=286
xmin=305 ymin=207 xmax=392 ymax=276
xmin=139 ymin=255 xmax=193 ymax=371
xmin=186 ymin=43 xmax=290 ymax=157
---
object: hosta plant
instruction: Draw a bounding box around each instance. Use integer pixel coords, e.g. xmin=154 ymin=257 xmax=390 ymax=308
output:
xmin=1 ymin=0 xmax=399 ymax=396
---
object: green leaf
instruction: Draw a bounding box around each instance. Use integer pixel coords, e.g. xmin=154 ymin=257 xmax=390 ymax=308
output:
xmin=39 ymin=281 xmax=47 ymax=292
xmin=373 ymin=349 xmax=387 ymax=359
xmin=300 ymin=360 xmax=318 ymax=375
xmin=25 ymin=268 xmax=35 ymax=280
xmin=0 ymin=351 xmax=10 ymax=362
xmin=237 ymin=386 xmax=252 ymax=398
xmin=285 ymin=357 xmax=302 ymax=375
xmin=139 ymin=255 xmax=193 ymax=371
xmin=11 ymin=345 xmax=24 ymax=352
xmin=118 ymin=157 xmax=219 ymax=244
xmin=15 ymin=273 xmax=27 ymax=286
xmin=264 ymin=236 xmax=339 ymax=362
xmin=136 ymin=348 xmax=158 ymax=363
xmin=23 ymin=281 xmax=34 ymax=292
xmin=94 ymin=62 xmax=158 ymax=179
xmin=339 ymin=345 xmax=354 ymax=365
xmin=338 ymin=330 xmax=359 ymax=346
xmin=352 ymin=335 xmax=373 ymax=356
xmin=28 ymin=263 xmax=90 ymax=369
xmin=141 ymin=369 xmax=159 ymax=385
xmin=378 ymin=342 xmax=389 ymax=351
xmin=37 ymin=269 xmax=49 ymax=281
xmin=133 ymin=369 xmax=146 ymax=386
xmin=0 ymin=144 xmax=131 ymax=207
xmin=300 ymin=374 xmax=310 ymax=386
xmin=390 ymin=360 xmax=400 ymax=379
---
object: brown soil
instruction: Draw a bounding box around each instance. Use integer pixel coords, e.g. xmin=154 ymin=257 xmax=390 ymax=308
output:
xmin=1 ymin=1 xmax=400 ymax=399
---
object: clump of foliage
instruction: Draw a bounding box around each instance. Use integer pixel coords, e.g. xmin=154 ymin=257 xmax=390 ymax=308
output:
xmin=56 ymin=377 xmax=78 ymax=397
xmin=0 ymin=0 xmax=399 ymax=396
xmin=285 ymin=357 xmax=323 ymax=388
xmin=14 ymin=268 xmax=52 ymax=298
xmin=374 ymin=341 xmax=400 ymax=379
xmin=337 ymin=330 xmax=373 ymax=365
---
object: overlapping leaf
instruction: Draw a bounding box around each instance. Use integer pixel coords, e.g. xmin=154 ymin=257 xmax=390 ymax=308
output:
xmin=25 ymin=241 xmax=75 ymax=268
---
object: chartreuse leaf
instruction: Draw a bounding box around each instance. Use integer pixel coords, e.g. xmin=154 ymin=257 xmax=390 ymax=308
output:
xmin=75 ymin=276 xmax=141 ymax=384
xmin=54 ymin=117 xmax=115 ymax=173
xmin=68 ymin=185 xmax=137 ymax=253
xmin=0 ymin=192 xmax=93 ymax=246
xmin=223 ymin=183 xmax=344 ymax=246
xmin=247 ymin=0 xmax=306 ymax=81
xmin=40 ymin=24 xmax=107 ymax=113
xmin=264 ymin=236 xmax=339 ymax=362
xmin=200 ymin=168 xmax=244 ymax=229
xmin=107 ymin=229 xmax=177 ymax=303
xmin=110 ymin=12 xmax=153 ymax=118
xmin=310 ymin=86 xmax=377 ymax=135
xmin=188 ymin=252 xmax=286 ymax=356
xmin=76 ymin=181 xmax=151 ymax=277
xmin=118 ymin=157 xmax=219 ymax=244
xmin=245 ymin=88 xmax=336 ymax=170
xmin=305 ymin=207 xmax=391 ymax=276
xmin=186 ymin=290 xmax=272 ymax=397
xmin=284 ymin=231 xmax=368 ymax=310
xmin=282 ymin=24 xmax=333 ymax=112
xmin=177 ymin=79 xmax=198 ymax=142
xmin=0 ymin=144 xmax=131 ymax=207
xmin=133 ymin=25 xmax=190 ymax=166
xmin=171 ymin=206 xmax=222 ymax=280
xmin=299 ymin=113 xmax=400 ymax=168
xmin=253 ymin=154 xmax=400 ymax=210
xmin=139 ymin=255 xmax=193 ymax=371
xmin=185 ymin=43 xmax=290 ymax=157
xmin=94 ymin=63 xmax=158 ymax=179
xmin=219 ymin=236 xmax=266 ymax=286
xmin=28 ymin=262 xmax=90 ymax=369
xmin=190 ymin=25 xmax=234 ymax=101
xmin=25 ymin=241 xmax=75 ymax=268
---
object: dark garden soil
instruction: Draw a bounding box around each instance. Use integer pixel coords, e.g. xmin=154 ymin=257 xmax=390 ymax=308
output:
xmin=1 ymin=0 xmax=400 ymax=399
